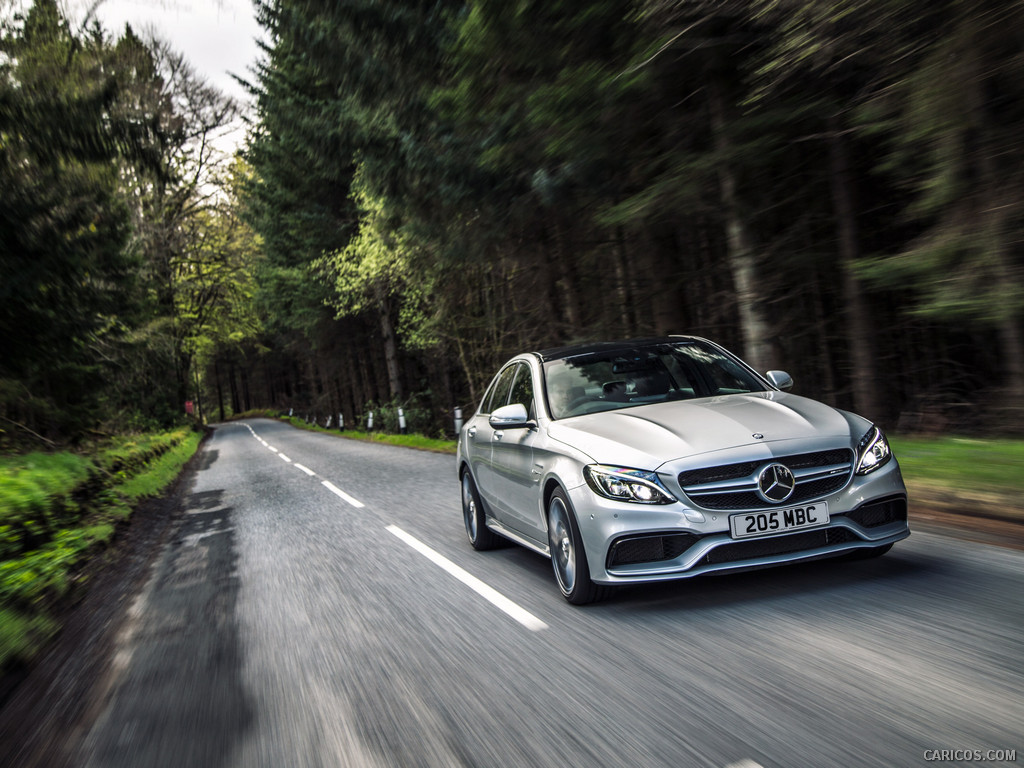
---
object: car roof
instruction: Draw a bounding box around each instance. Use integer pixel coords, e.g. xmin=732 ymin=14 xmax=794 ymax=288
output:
xmin=535 ymin=335 xmax=701 ymax=362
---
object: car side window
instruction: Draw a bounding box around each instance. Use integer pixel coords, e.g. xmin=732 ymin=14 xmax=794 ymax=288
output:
xmin=479 ymin=379 xmax=498 ymax=414
xmin=483 ymin=364 xmax=517 ymax=414
xmin=508 ymin=363 xmax=535 ymax=419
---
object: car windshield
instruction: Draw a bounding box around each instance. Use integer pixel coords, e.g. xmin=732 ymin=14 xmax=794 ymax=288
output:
xmin=543 ymin=340 xmax=770 ymax=419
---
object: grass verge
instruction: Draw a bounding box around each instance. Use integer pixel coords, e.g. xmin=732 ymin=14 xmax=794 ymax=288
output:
xmin=0 ymin=427 xmax=202 ymax=670
xmin=264 ymin=414 xmax=457 ymax=453
xmin=890 ymin=436 xmax=1024 ymax=497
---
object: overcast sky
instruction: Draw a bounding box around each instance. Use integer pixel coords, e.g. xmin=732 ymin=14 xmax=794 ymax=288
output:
xmin=90 ymin=0 xmax=263 ymax=127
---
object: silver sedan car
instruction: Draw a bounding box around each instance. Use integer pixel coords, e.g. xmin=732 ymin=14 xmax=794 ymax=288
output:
xmin=456 ymin=336 xmax=910 ymax=604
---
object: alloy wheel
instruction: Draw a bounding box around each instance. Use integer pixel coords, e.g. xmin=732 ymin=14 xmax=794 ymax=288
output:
xmin=548 ymin=495 xmax=576 ymax=593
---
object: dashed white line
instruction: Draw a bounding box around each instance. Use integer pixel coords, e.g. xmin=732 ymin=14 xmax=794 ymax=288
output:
xmin=245 ymin=424 xmax=317 ymax=477
xmin=386 ymin=525 xmax=548 ymax=632
xmin=322 ymin=480 xmax=365 ymax=508
xmin=244 ymin=423 xmax=545 ymax=633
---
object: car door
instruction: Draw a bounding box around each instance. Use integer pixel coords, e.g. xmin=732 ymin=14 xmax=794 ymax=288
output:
xmin=488 ymin=362 xmax=545 ymax=541
xmin=466 ymin=363 xmax=517 ymax=512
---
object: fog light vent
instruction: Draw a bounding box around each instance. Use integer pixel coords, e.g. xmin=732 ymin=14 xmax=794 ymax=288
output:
xmin=846 ymin=496 xmax=908 ymax=528
xmin=607 ymin=533 xmax=698 ymax=567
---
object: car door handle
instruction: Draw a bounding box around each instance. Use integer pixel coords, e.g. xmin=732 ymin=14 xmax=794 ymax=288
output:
xmin=467 ymin=427 xmax=477 ymax=438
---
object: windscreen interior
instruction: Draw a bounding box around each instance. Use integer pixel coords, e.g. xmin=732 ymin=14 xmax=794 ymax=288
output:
xmin=543 ymin=341 xmax=769 ymax=419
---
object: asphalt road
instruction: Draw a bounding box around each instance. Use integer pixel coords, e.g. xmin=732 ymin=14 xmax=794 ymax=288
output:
xmin=73 ymin=419 xmax=1023 ymax=768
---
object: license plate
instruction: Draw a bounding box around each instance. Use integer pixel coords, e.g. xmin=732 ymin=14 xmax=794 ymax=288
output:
xmin=729 ymin=502 xmax=830 ymax=539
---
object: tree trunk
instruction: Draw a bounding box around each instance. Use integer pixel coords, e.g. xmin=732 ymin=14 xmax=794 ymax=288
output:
xmin=241 ymin=365 xmax=252 ymax=412
xmin=356 ymin=326 xmax=376 ymax=413
xmin=193 ymin=365 xmax=204 ymax=424
xmin=827 ymin=113 xmax=880 ymax=420
xmin=967 ymin=44 xmax=1024 ymax=406
xmin=228 ymin=361 xmax=241 ymax=415
xmin=346 ymin=334 xmax=366 ymax=420
xmin=215 ymin=358 xmax=225 ymax=423
xmin=708 ymin=80 xmax=774 ymax=372
xmin=811 ymin=267 xmax=838 ymax=404
xmin=984 ymin=213 xmax=1024 ymax=409
xmin=614 ymin=226 xmax=635 ymax=335
xmin=453 ymin=333 xmax=478 ymax=407
xmin=646 ymin=227 xmax=683 ymax=336
xmin=375 ymin=285 xmax=403 ymax=401
xmin=553 ymin=220 xmax=581 ymax=330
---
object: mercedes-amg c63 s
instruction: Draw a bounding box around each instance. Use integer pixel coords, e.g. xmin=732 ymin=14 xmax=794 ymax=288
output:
xmin=456 ymin=337 xmax=909 ymax=604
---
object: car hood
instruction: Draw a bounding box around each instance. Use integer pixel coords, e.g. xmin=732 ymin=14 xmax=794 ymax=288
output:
xmin=546 ymin=392 xmax=862 ymax=469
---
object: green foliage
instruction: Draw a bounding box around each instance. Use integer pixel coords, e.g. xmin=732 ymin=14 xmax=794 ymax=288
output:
xmin=316 ymin=168 xmax=410 ymax=319
xmin=6 ymin=0 xmax=1024 ymax=452
xmin=97 ymin=430 xmax=187 ymax=472
xmin=0 ymin=453 xmax=95 ymax=559
xmin=114 ymin=431 xmax=201 ymax=500
xmin=0 ymin=609 xmax=57 ymax=669
xmin=0 ymin=426 xmax=201 ymax=668
xmin=0 ymin=1 xmax=138 ymax=436
xmin=1 ymin=2 xmax=250 ymax=443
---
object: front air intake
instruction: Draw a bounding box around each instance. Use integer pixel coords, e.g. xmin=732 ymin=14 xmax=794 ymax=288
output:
xmin=607 ymin=533 xmax=699 ymax=567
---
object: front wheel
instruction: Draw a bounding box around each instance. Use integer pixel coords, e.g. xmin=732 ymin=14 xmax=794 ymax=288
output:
xmin=547 ymin=487 xmax=608 ymax=605
xmin=462 ymin=471 xmax=499 ymax=550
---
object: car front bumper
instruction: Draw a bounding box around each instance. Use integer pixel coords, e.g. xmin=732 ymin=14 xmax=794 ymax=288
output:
xmin=568 ymin=458 xmax=910 ymax=584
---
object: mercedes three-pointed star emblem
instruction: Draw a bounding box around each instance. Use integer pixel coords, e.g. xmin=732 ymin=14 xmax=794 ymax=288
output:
xmin=757 ymin=463 xmax=796 ymax=503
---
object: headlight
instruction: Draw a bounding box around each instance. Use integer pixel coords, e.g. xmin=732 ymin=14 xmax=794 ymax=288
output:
xmin=856 ymin=426 xmax=892 ymax=475
xmin=583 ymin=465 xmax=676 ymax=504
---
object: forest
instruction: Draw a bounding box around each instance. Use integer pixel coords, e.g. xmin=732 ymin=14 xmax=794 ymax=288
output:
xmin=2 ymin=0 xmax=1023 ymax=446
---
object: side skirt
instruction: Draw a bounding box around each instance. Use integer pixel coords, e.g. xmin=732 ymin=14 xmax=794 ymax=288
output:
xmin=485 ymin=518 xmax=550 ymax=558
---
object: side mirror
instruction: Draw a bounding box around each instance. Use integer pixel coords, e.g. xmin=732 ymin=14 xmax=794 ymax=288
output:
xmin=489 ymin=403 xmax=533 ymax=429
xmin=766 ymin=370 xmax=794 ymax=391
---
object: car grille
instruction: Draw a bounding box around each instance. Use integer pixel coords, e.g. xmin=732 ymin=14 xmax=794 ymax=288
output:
xmin=844 ymin=495 xmax=908 ymax=528
xmin=702 ymin=527 xmax=857 ymax=565
xmin=607 ymin=532 xmax=699 ymax=568
xmin=679 ymin=449 xmax=854 ymax=511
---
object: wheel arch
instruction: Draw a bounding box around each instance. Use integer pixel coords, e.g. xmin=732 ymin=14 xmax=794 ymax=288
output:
xmin=542 ymin=477 xmax=567 ymax=528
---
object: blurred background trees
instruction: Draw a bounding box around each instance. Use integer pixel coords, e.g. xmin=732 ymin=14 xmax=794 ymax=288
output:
xmin=2 ymin=0 xmax=1022 ymax=444
xmin=1 ymin=0 xmax=253 ymax=441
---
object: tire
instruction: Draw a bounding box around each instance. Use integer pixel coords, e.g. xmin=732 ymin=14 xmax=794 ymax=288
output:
xmin=461 ymin=470 xmax=499 ymax=550
xmin=547 ymin=487 xmax=609 ymax=605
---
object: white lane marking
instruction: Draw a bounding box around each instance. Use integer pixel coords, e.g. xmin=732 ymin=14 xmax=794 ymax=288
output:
xmin=386 ymin=525 xmax=548 ymax=632
xmin=246 ymin=423 xmax=316 ymax=477
xmin=724 ymin=761 xmax=764 ymax=768
xmin=322 ymin=480 xmax=365 ymax=508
